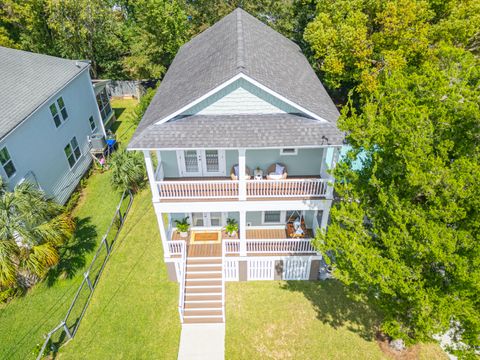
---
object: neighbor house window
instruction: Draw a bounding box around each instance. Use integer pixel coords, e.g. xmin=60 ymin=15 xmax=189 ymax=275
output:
xmin=280 ymin=148 xmax=297 ymax=155
xmin=263 ymin=211 xmax=282 ymax=224
xmin=50 ymin=96 xmax=68 ymax=127
xmin=88 ymin=116 xmax=96 ymax=131
xmin=0 ymin=146 xmax=16 ymax=178
xmin=96 ymin=88 xmax=112 ymax=122
xmin=64 ymin=137 xmax=81 ymax=168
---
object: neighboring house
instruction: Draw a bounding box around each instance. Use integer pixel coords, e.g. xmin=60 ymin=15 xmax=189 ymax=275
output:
xmin=0 ymin=46 xmax=107 ymax=204
xmin=128 ymin=9 xmax=343 ymax=324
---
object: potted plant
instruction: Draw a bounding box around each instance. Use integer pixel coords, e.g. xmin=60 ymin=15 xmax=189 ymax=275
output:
xmin=175 ymin=217 xmax=190 ymax=238
xmin=225 ymin=218 xmax=238 ymax=237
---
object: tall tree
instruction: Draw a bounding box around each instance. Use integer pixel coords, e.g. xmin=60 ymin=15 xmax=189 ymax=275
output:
xmin=317 ymin=45 xmax=480 ymax=352
xmin=46 ymin=0 xmax=125 ymax=78
xmin=121 ymin=0 xmax=189 ymax=79
xmin=186 ymin=0 xmax=295 ymax=38
xmin=304 ymin=0 xmax=433 ymax=97
xmin=0 ymin=179 xmax=75 ymax=290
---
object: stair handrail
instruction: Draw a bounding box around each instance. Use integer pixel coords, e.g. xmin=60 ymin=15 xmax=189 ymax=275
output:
xmin=221 ymin=240 xmax=226 ymax=322
xmin=178 ymin=240 xmax=187 ymax=323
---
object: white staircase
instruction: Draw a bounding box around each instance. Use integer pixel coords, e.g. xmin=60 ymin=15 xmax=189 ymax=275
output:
xmin=181 ymin=257 xmax=225 ymax=324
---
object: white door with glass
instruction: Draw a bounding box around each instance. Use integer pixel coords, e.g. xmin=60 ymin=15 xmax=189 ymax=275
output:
xmin=190 ymin=212 xmax=225 ymax=228
xmin=177 ymin=150 xmax=226 ymax=177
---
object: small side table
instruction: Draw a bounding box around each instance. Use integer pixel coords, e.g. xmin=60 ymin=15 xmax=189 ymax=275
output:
xmin=253 ymin=168 xmax=263 ymax=180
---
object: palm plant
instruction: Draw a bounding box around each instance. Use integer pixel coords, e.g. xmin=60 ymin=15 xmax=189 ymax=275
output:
xmin=225 ymin=218 xmax=238 ymax=236
xmin=0 ymin=179 xmax=74 ymax=291
xmin=109 ymin=148 xmax=146 ymax=193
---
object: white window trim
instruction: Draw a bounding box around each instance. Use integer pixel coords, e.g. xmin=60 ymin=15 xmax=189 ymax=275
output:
xmin=262 ymin=210 xmax=286 ymax=225
xmin=64 ymin=137 xmax=82 ymax=169
xmin=0 ymin=146 xmax=16 ymax=179
xmin=280 ymin=148 xmax=298 ymax=156
xmin=89 ymin=115 xmax=97 ymax=132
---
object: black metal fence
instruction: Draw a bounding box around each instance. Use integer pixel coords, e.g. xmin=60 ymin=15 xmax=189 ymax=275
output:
xmin=36 ymin=190 xmax=133 ymax=359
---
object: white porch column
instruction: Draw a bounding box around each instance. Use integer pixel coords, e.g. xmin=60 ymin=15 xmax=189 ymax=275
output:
xmin=154 ymin=208 xmax=170 ymax=258
xmin=155 ymin=150 xmax=164 ymax=181
xmin=320 ymin=207 xmax=330 ymax=229
xmin=143 ymin=150 xmax=160 ymax=201
xmin=239 ymin=210 xmax=247 ymax=256
xmin=238 ymin=148 xmax=246 ymax=200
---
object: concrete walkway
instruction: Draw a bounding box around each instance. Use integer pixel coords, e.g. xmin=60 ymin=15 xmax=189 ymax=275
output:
xmin=177 ymin=323 xmax=225 ymax=360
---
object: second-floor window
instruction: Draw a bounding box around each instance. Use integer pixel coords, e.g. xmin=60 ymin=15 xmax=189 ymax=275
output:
xmin=50 ymin=96 xmax=68 ymax=127
xmin=0 ymin=146 xmax=16 ymax=178
xmin=96 ymin=88 xmax=112 ymax=122
xmin=88 ymin=116 xmax=96 ymax=131
xmin=64 ymin=137 xmax=81 ymax=168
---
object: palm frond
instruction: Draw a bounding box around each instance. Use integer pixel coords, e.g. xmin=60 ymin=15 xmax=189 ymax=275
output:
xmin=0 ymin=239 xmax=19 ymax=287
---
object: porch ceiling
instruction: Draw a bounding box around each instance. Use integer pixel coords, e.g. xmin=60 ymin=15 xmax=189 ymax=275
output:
xmin=128 ymin=114 xmax=344 ymax=150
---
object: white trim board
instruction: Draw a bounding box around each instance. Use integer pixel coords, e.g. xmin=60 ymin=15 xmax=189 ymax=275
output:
xmin=153 ymin=73 xmax=329 ymax=126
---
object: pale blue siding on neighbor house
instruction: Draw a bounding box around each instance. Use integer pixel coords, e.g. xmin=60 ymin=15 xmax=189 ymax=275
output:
xmin=0 ymin=70 xmax=103 ymax=204
xmin=180 ymin=78 xmax=301 ymax=116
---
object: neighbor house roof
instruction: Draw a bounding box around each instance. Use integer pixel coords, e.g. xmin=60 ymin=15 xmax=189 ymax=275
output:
xmin=129 ymin=8 xmax=342 ymax=150
xmin=0 ymin=46 xmax=89 ymax=140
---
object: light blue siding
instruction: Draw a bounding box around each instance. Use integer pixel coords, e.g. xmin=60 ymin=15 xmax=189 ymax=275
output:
xmin=160 ymin=148 xmax=324 ymax=178
xmin=180 ymin=78 xmax=301 ymax=116
xmin=0 ymin=70 xmax=103 ymax=204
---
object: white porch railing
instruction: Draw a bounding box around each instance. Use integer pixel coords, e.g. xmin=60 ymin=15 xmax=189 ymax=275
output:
xmin=157 ymin=180 xmax=239 ymax=199
xmin=224 ymin=240 xmax=241 ymax=254
xmin=246 ymin=239 xmax=317 ymax=253
xmin=168 ymin=240 xmax=185 ymax=256
xmin=246 ymin=178 xmax=328 ymax=198
xmin=224 ymin=239 xmax=317 ymax=255
xmin=177 ymin=240 xmax=187 ymax=323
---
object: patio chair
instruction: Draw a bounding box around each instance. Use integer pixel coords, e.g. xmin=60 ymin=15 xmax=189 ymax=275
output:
xmin=230 ymin=164 xmax=252 ymax=180
xmin=266 ymin=163 xmax=288 ymax=180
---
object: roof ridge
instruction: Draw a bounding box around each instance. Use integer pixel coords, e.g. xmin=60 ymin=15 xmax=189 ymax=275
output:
xmin=236 ymin=9 xmax=245 ymax=70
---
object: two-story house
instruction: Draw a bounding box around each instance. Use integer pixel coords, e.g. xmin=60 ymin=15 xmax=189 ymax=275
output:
xmin=0 ymin=46 xmax=112 ymax=204
xmin=128 ymin=9 xmax=343 ymax=324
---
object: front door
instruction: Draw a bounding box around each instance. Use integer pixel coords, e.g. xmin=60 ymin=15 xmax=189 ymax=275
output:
xmin=177 ymin=150 xmax=226 ymax=177
xmin=190 ymin=212 xmax=225 ymax=228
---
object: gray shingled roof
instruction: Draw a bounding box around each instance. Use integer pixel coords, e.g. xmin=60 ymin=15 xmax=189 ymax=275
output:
xmin=0 ymin=46 xmax=89 ymax=140
xmin=129 ymin=114 xmax=343 ymax=149
xmin=129 ymin=8 xmax=342 ymax=149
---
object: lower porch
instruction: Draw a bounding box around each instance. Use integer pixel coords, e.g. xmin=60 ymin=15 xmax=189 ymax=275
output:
xmin=169 ymin=227 xmax=317 ymax=258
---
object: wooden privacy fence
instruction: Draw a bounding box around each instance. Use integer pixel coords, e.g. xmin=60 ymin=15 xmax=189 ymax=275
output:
xmin=107 ymin=80 xmax=157 ymax=99
xmin=36 ymin=191 xmax=133 ymax=360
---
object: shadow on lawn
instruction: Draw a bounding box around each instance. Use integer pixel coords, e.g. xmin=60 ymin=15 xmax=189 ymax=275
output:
xmin=281 ymin=280 xmax=380 ymax=341
xmin=46 ymin=217 xmax=98 ymax=286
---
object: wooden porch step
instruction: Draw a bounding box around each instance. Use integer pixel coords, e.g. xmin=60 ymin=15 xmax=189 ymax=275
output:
xmin=184 ymin=309 xmax=223 ymax=317
xmin=183 ymin=317 xmax=224 ymax=324
xmin=186 ymin=266 xmax=222 ymax=272
xmin=187 ymin=258 xmax=222 ymax=265
xmin=185 ymin=280 xmax=221 ymax=288
xmin=185 ymin=294 xmax=222 ymax=302
xmin=186 ymin=272 xmax=221 ymax=280
xmin=184 ymin=287 xmax=222 ymax=294
xmin=184 ymin=302 xmax=223 ymax=309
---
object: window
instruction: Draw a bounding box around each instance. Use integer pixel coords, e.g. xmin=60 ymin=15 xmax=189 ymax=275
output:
xmin=263 ymin=211 xmax=282 ymax=224
xmin=50 ymin=97 xmax=68 ymax=127
xmin=96 ymin=88 xmax=112 ymax=122
xmin=0 ymin=146 xmax=16 ymax=178
xmin=280 ymin=148 xmax=298 ymax=155
xmin=88 ymin=116 xmax=96 ymax=131
xmin=64 ymin=137 xmax=81 ymax=168
xmin=262 ymin=210 xmax=302 ymax=224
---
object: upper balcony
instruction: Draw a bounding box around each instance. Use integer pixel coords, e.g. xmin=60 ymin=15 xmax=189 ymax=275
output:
xmin=145 ymin=147 xmax=339 ymax=202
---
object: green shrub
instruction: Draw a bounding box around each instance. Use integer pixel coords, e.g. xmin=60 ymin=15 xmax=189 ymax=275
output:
xmin=109 ymin=148 xmax=146 ymax=193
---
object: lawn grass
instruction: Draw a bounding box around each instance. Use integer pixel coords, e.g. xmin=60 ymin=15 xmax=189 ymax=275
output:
xmin=226 ymin=281 xmax=447 ymax=360
xmin=59 ymin=188 xmax=180 ymax=359
xmin=0 ymin=99 xmax=137 ymax=360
